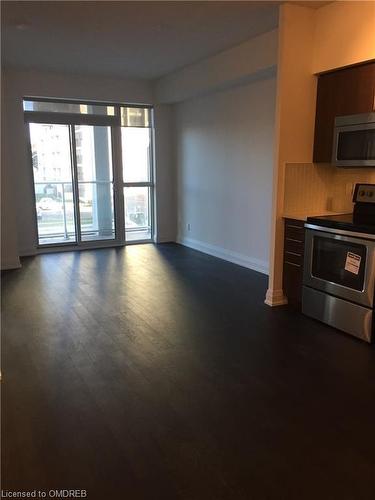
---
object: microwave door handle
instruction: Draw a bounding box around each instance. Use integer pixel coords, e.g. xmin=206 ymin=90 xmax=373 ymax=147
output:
xmin=333 ymin=130 xmax=339 ymax=163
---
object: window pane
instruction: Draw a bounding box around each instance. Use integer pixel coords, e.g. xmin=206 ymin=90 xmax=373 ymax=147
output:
xmin=75 ymin=126 xmax=113 ymax=182
xmin=79 ymin=183 xmax=115 ymax=241
xmin=74 ymin=125 xmax=115 ymax=241
xmin=30 ymin=123 xmax=73 ymax=183
xmin=121 ymin=107 xmax=150 ymax=127
xmin=29 ymin=123 xmax=76 ymax=245
xmin=24 ymin=100 xmax=115 ymax=116
xmin=124 ymin=187 xmax=151 ymax=241
xmin=121 ymin=127 xmax=151 ymax=182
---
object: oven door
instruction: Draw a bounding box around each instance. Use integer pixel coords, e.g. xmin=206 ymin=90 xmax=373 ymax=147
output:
xmin=332 ymin=122 xmax=375 ymax=167
xmin=304 ymin=227 xmax=375 ymax=308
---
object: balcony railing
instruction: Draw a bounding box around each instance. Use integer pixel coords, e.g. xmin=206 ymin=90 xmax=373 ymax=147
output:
xmin=35 ymin=181 xmax=75 ymax=243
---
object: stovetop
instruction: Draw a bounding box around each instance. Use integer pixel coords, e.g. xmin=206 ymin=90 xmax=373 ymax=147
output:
xmin=306 ymin=213 xmax=375 ymax=234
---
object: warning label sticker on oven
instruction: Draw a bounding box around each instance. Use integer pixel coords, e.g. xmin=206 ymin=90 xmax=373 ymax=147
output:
xmin=345 ymin=252 xmax=361 ymax=275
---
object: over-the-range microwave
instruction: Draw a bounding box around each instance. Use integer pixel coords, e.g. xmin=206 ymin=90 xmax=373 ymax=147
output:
xmin=332 ymin=112 xmax=375 ymax=167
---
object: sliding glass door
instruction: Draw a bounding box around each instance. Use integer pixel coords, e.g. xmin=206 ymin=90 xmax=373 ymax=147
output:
xmin=74 ymin=125 xmax=115 ymax=241
xmin=29 ymin=122 xmax=116 ymax=246
xmin=25 ymin=99 xmax=154 ymax=249
xmin=30 ymin=123 xmax=76 ymax=245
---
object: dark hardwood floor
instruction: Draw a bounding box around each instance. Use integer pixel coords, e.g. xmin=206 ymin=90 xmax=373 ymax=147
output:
xmin=2 ymin=243 xmax=375 ymax=499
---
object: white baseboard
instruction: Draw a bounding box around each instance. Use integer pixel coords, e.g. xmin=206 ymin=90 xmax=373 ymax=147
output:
xmin=1 ymin=258 xmax=21 ymax=271
xmin=264 ymin=288 xmax=288 ymax=307
xmin=177 ymin=235 xmax=269 ymax=275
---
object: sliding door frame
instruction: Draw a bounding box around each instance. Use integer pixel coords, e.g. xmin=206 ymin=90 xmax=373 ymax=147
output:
xmin=111 ymin=123 xmax=126 ymax=244
xmin=24 ymin=101 xmax=155 ymax=252
xmin=69 ymin=126 xmax=82 ymax=245
xmin=24 ymin=121 xmax=80 ymax=250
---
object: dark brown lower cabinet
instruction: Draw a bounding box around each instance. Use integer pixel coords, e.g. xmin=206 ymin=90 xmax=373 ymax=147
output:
xmin=283 ymin=218 xmax=305 ymax=308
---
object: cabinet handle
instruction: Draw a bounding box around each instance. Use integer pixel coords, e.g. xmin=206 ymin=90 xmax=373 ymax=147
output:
xmin=286 ymin=224 xmax=303 ymax=230
xmin=284 ymin=261 xmax=301 ymax=268
xmin=285 ymin=237 xmax=303 ymax=244
xmin=285 ymin=250 xmax=302 ymax=257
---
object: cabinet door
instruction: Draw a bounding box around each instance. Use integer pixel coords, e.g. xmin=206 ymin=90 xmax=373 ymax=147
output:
xmin=313 ymin=62 xmax=375 ymax=163
xmin=335 ymin=63 xmax=375 ymax=116
xmin=313 ymin=71 xmax=337 ymax=163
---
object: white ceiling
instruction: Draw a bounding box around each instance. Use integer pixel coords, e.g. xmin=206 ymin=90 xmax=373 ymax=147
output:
xmin=1 ymin=1 xmax=280 ymax=80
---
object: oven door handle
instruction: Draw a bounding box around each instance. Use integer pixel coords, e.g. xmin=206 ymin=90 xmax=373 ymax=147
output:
xmin=305 ymin=224 xmax=375 ymax=241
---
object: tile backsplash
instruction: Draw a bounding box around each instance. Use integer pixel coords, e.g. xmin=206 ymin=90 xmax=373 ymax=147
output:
xmin=330 ymin=168 xmax=375 ymax=212
xmin=283 ymin=163 xmax=375 ymax=215
xmin=284 ymin=163 xmax=333 ymax=214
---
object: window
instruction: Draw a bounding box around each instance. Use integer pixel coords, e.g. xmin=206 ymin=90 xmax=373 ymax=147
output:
xmin=121 ymin=107 xmax=153 ymax=242
xmin=25 ymin=99 xmax=154 ymax=248
xmin=75 ymin=125 xmax=115 ymax=241
xmin=24 ymin=99 xmax=115 ymax=116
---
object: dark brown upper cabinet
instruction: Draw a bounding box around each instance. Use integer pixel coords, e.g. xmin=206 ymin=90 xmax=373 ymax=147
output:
xmin=313 ymin=61 xmax=375 ymax=163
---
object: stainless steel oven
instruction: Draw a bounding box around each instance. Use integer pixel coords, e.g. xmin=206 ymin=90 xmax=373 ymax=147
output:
xmin=303 ymin=225 xmax=375 ymax=342
xmin=332 ymin=112 xmax=375 ymax=167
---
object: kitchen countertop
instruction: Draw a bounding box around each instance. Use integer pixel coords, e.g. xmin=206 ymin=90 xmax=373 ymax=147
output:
xmin=283 ymin=210 xmax=349 ymax=222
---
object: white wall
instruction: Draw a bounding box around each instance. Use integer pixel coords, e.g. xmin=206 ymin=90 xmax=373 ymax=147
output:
xmin=1 ymin=78 xmax=20 ymax=269
xmin=1 ymin=68 xmax=176 ymax=267
xmin=313 ymin=1 xmax=375 ymax=74
xmin=153 ymin=104 xmax=177 ymax=242
xmin=175 ymin=75 xmax=276 ymax=274
xmin=156 ymin=29 xmax=277 ymax=104
xmin=266 ymin=3 xmax=316 ymax=306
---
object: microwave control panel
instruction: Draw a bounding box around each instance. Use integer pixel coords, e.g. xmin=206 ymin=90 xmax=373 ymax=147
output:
xmin=353 ymin=184 xmax=375 ymax=204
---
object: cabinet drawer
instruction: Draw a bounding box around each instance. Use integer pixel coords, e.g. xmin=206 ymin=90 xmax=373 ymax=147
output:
xmin=284 ymin=238 xmax=304 ymax=255
xmin=283 ymin=218 xmax=305 ymax=308
xmin=284 ymin=218 xmax=305 ymax=229
xmin=285 ymin=225 xmax=305 ymax=243
xmin=284 ymin=251 xmax=303 ymax=266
